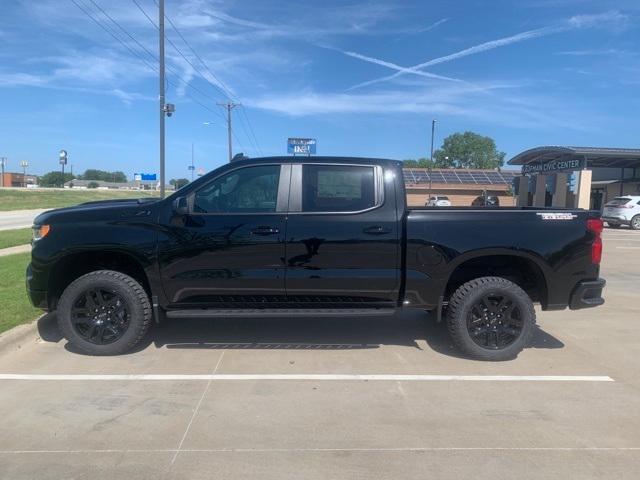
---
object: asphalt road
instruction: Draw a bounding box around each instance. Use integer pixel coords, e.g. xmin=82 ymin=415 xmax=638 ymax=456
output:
xmin=0 ymin=209 xmax=48 ymax=231
xmin=0 ymin=228 xmax=639 ymax=479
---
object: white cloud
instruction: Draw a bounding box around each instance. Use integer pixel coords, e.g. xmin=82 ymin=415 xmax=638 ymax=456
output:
xmin=344 ymin=10 xmax=632 ymax=90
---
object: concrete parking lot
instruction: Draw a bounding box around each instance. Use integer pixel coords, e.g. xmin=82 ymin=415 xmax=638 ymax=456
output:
xmin=0 ymin=228 xmax=639 ymax=479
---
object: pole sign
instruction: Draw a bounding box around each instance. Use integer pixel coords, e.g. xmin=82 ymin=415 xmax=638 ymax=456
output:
xmin=522 ymin=157 xmax=584 ymax=175
xmin=141 ymin=173 xmax=157 ymax=181
xmin=59 ymin=150 xmax=68 ymax=165
xmin=287 ymin=138 xmax=316 ymax=155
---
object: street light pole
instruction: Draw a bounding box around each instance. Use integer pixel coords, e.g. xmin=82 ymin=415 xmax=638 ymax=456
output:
xmin=428 ymin=119 xmax=436 ymax=199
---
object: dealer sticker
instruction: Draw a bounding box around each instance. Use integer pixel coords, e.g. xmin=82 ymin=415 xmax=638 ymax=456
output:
xmin=536 ymin=212 xmax=578 ymax=220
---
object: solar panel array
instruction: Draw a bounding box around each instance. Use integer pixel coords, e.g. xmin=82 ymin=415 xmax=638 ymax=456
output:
xmin=403 ymin=169 xmax=519 ymax=185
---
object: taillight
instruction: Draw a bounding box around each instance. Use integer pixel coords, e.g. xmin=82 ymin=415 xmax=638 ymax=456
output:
xmin=587 ymin=218 xmax=603 ymax=264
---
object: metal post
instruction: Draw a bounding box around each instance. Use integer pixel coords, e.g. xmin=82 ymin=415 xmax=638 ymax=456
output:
xmin=158 ymin=0 xmax=166 ymax=199
xmin=428 ymin=119 xmax=436 ymax=199
xmin=0 ymin=157 xmax=6 ymax=188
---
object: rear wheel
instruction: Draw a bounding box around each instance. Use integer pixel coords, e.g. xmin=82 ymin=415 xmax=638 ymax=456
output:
xmin=446 ymin=277 xmax=535 ymax=361
xmin=631 ymin=215 xmax=640 ymax=231
xmin=57 ymin=270 xmax=151 ymax=355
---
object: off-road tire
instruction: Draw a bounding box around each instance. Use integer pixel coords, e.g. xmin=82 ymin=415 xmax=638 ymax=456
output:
xmin=446 ymin=276 xmax=535 ymax=361
xmin=57 ymin=270 xmax=151 ymax=355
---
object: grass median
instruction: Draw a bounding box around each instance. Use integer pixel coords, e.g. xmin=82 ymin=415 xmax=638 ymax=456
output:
xmin=0 ymin=252 xmax=42 ymax=334
xmin=0 ymin=188 xmax=158 ymax=211
xmin=0 ymin=228 xmax=32 ymax=250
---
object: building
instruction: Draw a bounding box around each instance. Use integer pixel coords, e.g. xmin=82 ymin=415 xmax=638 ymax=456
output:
xmin=1 ymin=172 xmax=38 ymax=188
xmin=508 ymin=146 xmax=640 ymax=210
xmin=403 ymin=168 xmax=519 ymax=206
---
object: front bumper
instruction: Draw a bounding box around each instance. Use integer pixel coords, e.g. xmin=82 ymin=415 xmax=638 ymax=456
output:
xmin=603 ymin=216 xmax=630 ymax=225
xmin=26 ymin=263 xmax=48 ymax=310
xmin=569 ymin=278 xmax=606 ymax=310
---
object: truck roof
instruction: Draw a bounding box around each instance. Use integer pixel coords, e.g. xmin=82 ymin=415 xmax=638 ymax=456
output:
xmin=231 ymin=156 xmax=402 ymax=167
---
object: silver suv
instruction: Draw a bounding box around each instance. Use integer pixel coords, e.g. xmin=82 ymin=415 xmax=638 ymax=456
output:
xmin=603 ymin=196 xmax=640 ymax=230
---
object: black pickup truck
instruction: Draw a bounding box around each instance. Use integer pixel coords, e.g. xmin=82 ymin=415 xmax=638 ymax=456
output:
xmin=27 ymin=157 xmax=606 ymax=360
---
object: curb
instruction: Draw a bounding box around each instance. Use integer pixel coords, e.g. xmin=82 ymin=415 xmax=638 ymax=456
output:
xmin=0 ymin=316 xmax=44 ymax=356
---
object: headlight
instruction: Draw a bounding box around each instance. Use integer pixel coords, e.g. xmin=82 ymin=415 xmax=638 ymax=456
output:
xmin=32 ymin=225 xmax=50 ymax=242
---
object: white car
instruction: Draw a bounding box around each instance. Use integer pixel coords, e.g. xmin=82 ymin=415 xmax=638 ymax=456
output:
xmin=602 ymin=196 xmax=640 ymax=230
xmin=426 ymin=195 xmax=452 ymax=207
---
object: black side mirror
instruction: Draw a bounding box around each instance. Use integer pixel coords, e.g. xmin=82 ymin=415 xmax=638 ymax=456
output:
xmin=172 ymin=196 xmax=189 ymax=215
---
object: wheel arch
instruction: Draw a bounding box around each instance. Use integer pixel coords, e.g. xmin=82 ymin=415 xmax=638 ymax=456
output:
xmin=443 ymin=250 xmax=549 ymax=308
xmin=47 ymin=249 xmax=151 ymax=310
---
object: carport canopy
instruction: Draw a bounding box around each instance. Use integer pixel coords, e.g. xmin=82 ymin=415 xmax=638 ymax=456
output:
xmin=508 ymin=146 xmax=640 ymax=169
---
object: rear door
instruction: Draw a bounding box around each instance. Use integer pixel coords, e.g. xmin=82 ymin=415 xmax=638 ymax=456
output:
xmin=284 ymin=163 xmax=400 ymax=306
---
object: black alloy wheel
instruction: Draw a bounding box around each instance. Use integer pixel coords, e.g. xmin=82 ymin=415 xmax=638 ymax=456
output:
xmin=466 ymin=293 xmax=523 ymax=350
xmin=71 ymin=288 xmax=130 ymax=345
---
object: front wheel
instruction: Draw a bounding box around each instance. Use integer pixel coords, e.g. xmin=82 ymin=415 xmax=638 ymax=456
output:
xmin=631 ymin=215 xmax=640 ymax=231
xmin=446 ymin=277 xmax=535 ymax=361
xmin=57 ymin=270 xmax=151 ymax=355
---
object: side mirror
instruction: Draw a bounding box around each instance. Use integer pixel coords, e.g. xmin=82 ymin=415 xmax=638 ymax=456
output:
xmin=172 ymin=196 xmax=189 ymax=215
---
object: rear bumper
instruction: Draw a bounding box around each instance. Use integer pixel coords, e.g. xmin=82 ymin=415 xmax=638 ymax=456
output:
xmin=569 ymin=278 xmax=606 ymax=310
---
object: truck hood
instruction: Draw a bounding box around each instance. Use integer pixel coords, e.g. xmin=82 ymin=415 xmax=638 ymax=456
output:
xmin=33 ymin=198 xmax=160 ymax=226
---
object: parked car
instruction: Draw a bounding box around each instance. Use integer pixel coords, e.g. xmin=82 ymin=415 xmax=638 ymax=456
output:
xmin=472 ymin=195 xmax=500 ymax=207
xmin=426 ymin=195 xmax=452 ymax=207
xmin=28 ymin=156 xmax=605 ymax=360
xmin=602 ymin=196 xmax=640 ymax=230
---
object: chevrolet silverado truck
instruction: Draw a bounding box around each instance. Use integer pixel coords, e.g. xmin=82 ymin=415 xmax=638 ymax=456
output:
xmin=27 ymin=157 xmax=606 ymax=360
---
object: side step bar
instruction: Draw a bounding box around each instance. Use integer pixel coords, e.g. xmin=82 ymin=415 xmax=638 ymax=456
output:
xmin=166 ymin=308 xmax=396 ymax=319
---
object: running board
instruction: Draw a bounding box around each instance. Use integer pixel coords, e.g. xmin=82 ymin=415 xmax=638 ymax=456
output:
xmin=165 ymin=308 xmax=396 ymax=319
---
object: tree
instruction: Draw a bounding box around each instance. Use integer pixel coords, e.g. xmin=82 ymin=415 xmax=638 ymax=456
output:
xmin=39 ymin=171 xmax=75 ymax=187
xmin=433 ymin=131 xmax=505 ymax=169
xmin=403 ymin=158 xmax=434 ymax=168
xmin=80 ymin=169 xmax=127 ymax=183
xmin=169 ymin=178 xmax=190 ymax=189
xmin=87 ymin=181 xmax=100 ymax=189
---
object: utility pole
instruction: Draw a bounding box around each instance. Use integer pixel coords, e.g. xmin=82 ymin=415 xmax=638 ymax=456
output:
xmin=158 ymin=0 xmax=166 ymax=199
xmin=428 ymin=119 xmax=436 ymax=199
xmin=0 ymin=157 xmax=6 ymax=188
xmin=217 ymin=102 xmax=240 ymax=162
xmin=190 ymin=143 xmax=195 ymax=181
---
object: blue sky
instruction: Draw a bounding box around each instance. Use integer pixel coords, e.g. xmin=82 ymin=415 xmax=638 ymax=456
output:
xmin=0 ymin=0 xmax=639 ymax=180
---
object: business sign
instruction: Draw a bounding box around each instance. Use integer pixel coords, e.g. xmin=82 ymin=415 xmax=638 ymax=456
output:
xmin=522 ymin=158 xmax=584 ymax=175
xmin=287 ymin=138 xmax=316 ymax=155
xmin=134 ymin=173 xmax=157 ymax=181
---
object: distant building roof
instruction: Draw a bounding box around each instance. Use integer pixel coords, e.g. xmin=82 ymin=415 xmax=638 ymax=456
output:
xmin=403 ymin=168 xmax=518 ymax=185
xmin=508 ymin=146 xmax=640 ymax=169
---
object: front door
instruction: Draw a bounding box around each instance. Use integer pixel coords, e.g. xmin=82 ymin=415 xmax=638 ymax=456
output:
xmin=158 ymin=164 xmax=289 ymax=307
xmin=284 ymin=163 xmax=400 ymax=307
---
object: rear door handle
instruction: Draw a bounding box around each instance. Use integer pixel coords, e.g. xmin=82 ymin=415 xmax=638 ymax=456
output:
xmin=251 ymin=226 xmax=280 ymax=235
xmin=363 ymin=226 xmax=391 ymax=235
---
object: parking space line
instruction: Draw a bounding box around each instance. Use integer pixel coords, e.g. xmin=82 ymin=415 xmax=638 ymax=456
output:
xmin=0 ymin=374 xmax=614 ymax=382
xmin=171 ymin=351 xmax=225 ymax=464
xmin=1 ymin=446 xmax=639 ymax=455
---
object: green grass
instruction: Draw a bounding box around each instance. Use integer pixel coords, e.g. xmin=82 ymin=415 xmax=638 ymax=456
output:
xmin=0 ymin=228 xmax=32 ymax=249
xmin=0 ymin=188 xmax=159 ymax=211
xmin=0 ymin=253 xmax=41 ymax=334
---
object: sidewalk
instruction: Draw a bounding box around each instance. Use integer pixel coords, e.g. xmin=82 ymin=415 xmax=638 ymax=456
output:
xmin=0 ymin=244 xmax=30 ymax=257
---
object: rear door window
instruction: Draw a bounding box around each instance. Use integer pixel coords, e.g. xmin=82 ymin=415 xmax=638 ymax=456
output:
xmin=302 ymin=165 xmax=376 ymax=212
xmin=606 ymin=198 xmax=631 ymax=207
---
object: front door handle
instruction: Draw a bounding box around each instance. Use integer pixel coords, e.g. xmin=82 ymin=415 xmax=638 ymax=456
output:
xmin=251 ymin=226 xmax=280 ymax=235
xmin=363 ymin=225 xmax=391 ymax=235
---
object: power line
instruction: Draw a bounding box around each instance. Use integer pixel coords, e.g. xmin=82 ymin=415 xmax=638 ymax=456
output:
xmin=146 ymin=0 xmax=264 ymax=156
xmin=71 ymin=0 xmax=226 ymax=122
